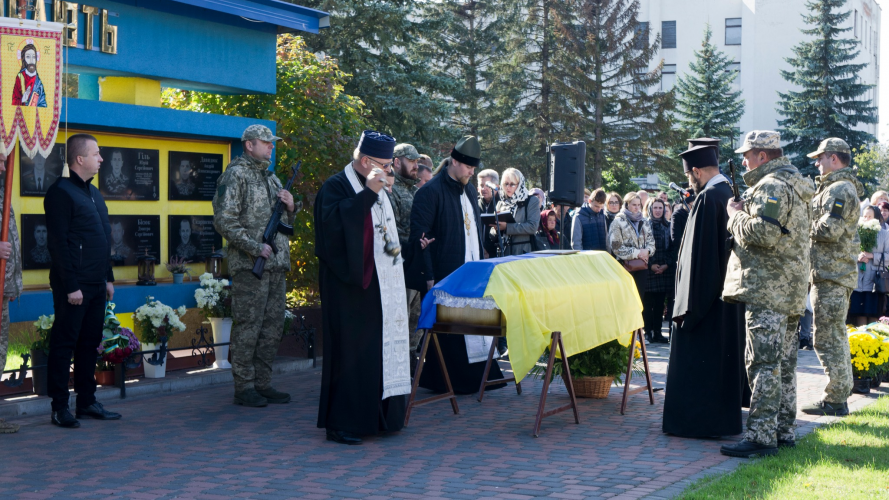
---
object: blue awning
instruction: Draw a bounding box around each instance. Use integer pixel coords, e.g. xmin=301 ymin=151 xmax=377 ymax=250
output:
xmin=170 ymin=0 xmax=330 ymax=34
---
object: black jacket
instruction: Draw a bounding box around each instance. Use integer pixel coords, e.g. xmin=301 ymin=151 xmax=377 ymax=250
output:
xmin=405 ymin=162 xmax=484 ymax=291
xmin=44 ymin=172 xmax=114 ymax=294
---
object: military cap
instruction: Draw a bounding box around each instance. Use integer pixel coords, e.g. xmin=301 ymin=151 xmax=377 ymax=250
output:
xmin=450 ymin=136 xmax=481 ymax=167
xmin=393 ymin=143 xmax=420 ymax=160
xmin=807 ymin=137 xmax=851 ymax=159
xmin=734 ymin=130 xmax=781 ymax=153
xmin=242 ymin=124 xmax=282 ymax=142
xmin=357 ymin=130 xmax=396 ymax=159
xmin=679 ymin=145 xmax=718 ymax=173
xmin=688 ymin=137 xmax=721 ymax=151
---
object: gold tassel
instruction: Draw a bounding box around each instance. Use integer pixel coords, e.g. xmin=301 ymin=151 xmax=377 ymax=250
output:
xmin=62 ymin=162 xmax=70 ymax=178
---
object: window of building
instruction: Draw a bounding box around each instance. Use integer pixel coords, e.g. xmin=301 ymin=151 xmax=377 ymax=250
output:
xmin=661 ymin=64 xmax=676 ymax=92
xmin=725 ymin=18 xmax=741 ymax=45
xmin=636 ymin=22 xmax=649 ymax=50
xmin=662 ymin=21 xmax=677 ymax=49
xmin=727 ymin=62 xmax=741 ymax=91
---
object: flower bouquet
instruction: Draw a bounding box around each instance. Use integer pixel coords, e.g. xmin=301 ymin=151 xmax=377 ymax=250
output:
xmin=194 ymin=272 xmax=232 ymax=319
xmin=134 ymin=297 xmax=187 ymax=345
xmin=96 ymin=302 xmax=141 ymax=372
xmin=858 ymin=217 xmax=882 ymax=271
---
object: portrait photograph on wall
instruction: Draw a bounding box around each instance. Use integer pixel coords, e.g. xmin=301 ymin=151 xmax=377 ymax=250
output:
xmin=99 ymin=147 xmax=160 ymax=201
xmin=19 ymin=143 xmax=65 ymax=197
xmin=168 ymin=151 xmax=224 ymax=201
xmin=168 ymin=215 xmax=223 ymax=263
xmin=20 ymin=214 xmax=51 ymax=270
xmin=108 ymin=215 xmax=161 ymax=266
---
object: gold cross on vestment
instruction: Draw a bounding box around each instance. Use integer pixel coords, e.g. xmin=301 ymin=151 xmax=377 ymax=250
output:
xmin=463 ymin=211 xmax=471 ymax=234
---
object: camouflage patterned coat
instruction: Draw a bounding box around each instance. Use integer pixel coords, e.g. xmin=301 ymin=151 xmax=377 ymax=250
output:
xmin=212 ymin=155 xmax=300 ymax=275
xmin=809 ymin=167 xmax=863 ymax=289
xmin=389 ymin=170 xmax=418 ymax=247
xmin=0 ymin=178 xmax=22 ymax=299
xmin=723 ymin=157 xmax=815 ymax=316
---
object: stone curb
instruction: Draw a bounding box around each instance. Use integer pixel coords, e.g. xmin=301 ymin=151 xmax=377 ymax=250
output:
xmin=0 ymin=356 xmax=320 ymax=420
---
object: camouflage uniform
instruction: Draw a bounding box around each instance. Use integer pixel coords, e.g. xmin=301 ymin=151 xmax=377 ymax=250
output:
xmin=723 ymin=131 xmax=815 ymax=446
xmin=389 ymin=144 xmax=423 ymax=351
xmin=807 ymin=139 xmax=862 ymax=404
xmin=0 ymin=179 xmax=23 ymax=433
xmin=212 ymin=125 xmax=300 ymax=393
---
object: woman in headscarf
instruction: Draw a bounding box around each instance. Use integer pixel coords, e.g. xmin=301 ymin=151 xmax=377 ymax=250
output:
xmin=607 ymin=191 xmax=656 ymax=301
xmin=538 ymin=209 xmax=559 ymax=249
xmin=491 ymin=168 xmax=540 ymax=256
xmin=642 ymin=198 xmax=675 ymax=343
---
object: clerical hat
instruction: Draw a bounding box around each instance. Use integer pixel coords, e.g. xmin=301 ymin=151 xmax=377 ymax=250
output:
xmin=357 ymin=130 xmax=396 ymax=159
xmin=679 ymin=145 xmax=718 ymax=173
xmin=687 ymin=137 xmax=721 ymax=153
xmin=450 ymin=136 xmax=481 ymax=167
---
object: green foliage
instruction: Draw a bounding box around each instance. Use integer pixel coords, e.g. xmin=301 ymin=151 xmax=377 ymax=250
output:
xmin=777 ymin=0 xmax=877 ymax=178
xmin=532 ymin=340 xmax=629 ymax=383
xmin=853 ymin=144 xmax=889 ymax=199
xmin=164 ymin=35 xmax=367 ymax=306
xmin=30 ymin=314 xmax=53 ymax=355
xmin=673 ymin=25 xmax=745 ymax=167
xmin=601 ymin=166 xmax=640 ymax=196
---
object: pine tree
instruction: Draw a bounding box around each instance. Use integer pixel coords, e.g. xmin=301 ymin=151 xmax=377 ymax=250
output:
xmin=673 ymin=26 xmax=745 ymax=165
xmin=296 ymin=1 xmax=456 ymax=149
xmin=777 ymin=0 xmax=877 ymax=177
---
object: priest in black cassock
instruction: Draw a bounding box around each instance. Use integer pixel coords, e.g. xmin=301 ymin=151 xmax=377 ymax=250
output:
xmin=315 ymin=130 xmax=412 ymax=445
xmin=663 ymin=144 xmax=745 ymax=438
xmin=405 ymin=136 xmax=506 ymax=394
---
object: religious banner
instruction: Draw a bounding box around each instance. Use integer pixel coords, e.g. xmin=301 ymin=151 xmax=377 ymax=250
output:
xmin=0 ymin=18 xmax=63 ymax=159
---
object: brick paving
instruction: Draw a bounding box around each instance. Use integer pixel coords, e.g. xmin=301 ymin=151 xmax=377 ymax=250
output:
xmin=1 ymin=339 xmax=886 ymax=500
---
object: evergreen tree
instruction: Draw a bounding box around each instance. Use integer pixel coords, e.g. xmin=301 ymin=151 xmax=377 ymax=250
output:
xmin=673 ymin=26 xmax=745 ymax=165
xmin=777 ymin=0 xmax=877 ymax=177
xmin=296 ymin=0 xmax=456 ymax=149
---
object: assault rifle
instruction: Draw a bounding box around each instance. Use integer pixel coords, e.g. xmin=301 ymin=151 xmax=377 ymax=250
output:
xmin=728 ymin=157 xmax=741 ymax=202
xmin=252 ymin=161 xmax=301 ymax=279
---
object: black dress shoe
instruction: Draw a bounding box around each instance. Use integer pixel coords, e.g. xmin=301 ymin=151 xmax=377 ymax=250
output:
xmin=51 ymin=409 xmax=80 ymax=428
xmin=652 ymin=334 xmax=669 ymax=344
xmin=326 ymin=429 xmax=362 ymax=445
xmin=75 ymin=402 xmax=122 ymax=420
xmin=720 ymin=439 xmax=778 ymax=458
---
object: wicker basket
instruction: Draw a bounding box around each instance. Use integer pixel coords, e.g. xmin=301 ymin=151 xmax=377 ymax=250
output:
xmin=563 ymin=374 xmax=614 ymax=399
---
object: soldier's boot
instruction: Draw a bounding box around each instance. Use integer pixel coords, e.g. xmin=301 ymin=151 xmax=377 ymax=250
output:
xmin=256 ymin=386 xmax=291 ymax=404
xmin=0 ymin=418 xmax=20 ymax=433
xmin=719 ymin=439 xmax=778 ymax=458
xmin=801 ymin=400 xmax=848 ymax=416
xmin=233 ymin=388 xmax=268 ymax=407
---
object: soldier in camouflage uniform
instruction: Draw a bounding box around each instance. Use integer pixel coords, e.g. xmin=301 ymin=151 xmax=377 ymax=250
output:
xmin=213 ymin=125 xmax=301 ymax=408
xmin=0 ymin=150 xmax=24 ymax=434
xmin=388 ymin=144 xmax=424 ymax=355
xmin=721 ymin=131 xmax=815 ymax=458
xmin=803 ymin=138 xmax=861 ymax=417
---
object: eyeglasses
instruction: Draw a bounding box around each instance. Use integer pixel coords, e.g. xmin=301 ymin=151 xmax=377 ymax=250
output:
xmin=366 ymin=157 xmax=394 ymax=170
xmin=503 ymin=182 xmax=518 ymax=187
xmin=607 ymin=201 xmax=620 ymax=205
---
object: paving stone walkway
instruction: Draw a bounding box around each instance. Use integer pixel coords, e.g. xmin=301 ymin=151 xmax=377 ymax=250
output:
xmin=1 ymin=341 xmax=885 ymax=499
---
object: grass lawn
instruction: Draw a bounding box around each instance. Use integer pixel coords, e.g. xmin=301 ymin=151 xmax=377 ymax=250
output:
xmin=678 ymin=395 xmax=889 ymax=499
xmin=4 ymin=352 xmax=26 ymax=371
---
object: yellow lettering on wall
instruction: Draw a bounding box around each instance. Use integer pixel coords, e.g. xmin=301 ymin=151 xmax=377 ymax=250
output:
xmin=100 ymin=9 xmax=117 ymax=54
xmin=81 ymin=5 xmax=98 ymax=50
xmin=53 ymin=1 xmax=78 ymax=48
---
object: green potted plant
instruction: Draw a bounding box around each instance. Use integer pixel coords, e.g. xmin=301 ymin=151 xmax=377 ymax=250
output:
xmin=29 ymin=314 xmax=53 ymax=396
xmin=165 ymin=256 xmax=192 ymax=284
xmin=533 ymin=340 xmax=629 ymax=399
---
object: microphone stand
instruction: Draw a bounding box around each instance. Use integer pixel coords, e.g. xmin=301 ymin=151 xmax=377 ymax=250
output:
xmin=492 ymin=192 xmax=505 ymax=257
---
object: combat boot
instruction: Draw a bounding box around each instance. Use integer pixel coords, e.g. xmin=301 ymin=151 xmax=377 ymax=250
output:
xmin=719 ymin=439 xmax=778 ymax=458
xmin=233 ymin=388 xmax=268 ymax=407
xmin=256 ymin=386 xmax=291 ymax=404
xmin=801 ymin=400 xmax=848 ymax=416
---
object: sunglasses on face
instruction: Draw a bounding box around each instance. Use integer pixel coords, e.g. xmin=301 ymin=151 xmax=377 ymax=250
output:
xmin=503 ymin=182 xmax=518 ymax=187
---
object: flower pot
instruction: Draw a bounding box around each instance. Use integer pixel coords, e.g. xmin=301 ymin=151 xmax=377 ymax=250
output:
xmin=562 ymin=372 xmax=613 ymax=399
xmin=142 ymin=342 xmax=167 ymax=379
xmin=852 ymin=377 xmax=872 ymax=394
xmin=95 ymin=369 xmax=116 ymax=386
xmin=871 ymin=375 xmax=883 ymax=389
xmin=172 ymin=273 xmax=184 ymax=285
xmin=209 ymin=317 xmax=232 ymax=370
xmin=29 ymin=349 xmax=48 ymax=396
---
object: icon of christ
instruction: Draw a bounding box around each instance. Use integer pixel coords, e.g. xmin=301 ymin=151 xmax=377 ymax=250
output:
xmin=11 ymin=43 xmax=47 ymax=108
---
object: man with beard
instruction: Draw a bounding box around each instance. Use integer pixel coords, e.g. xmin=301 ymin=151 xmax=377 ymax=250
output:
xmin=315 ymin=130 xmax=411 ymax=445
xmin=663 ymin=144 xmax=746 ymax=438
xmin=11 ymin=44 xmax=46 ymax=108
xmin=389 ymin=143 xmax=424 ymax=358
xmin=406 ymin=136 xmax=506 ymax=394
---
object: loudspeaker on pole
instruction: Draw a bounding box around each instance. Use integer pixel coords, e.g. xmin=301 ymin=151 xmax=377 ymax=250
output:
xmin=546 ymin=141 xmax=586 ymax=207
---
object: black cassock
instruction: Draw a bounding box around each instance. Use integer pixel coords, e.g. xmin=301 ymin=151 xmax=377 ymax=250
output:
xmin=664 ymin=180 xmax=745 ymax=438
xmin=314 ymin=170 xmax=406 ymax=436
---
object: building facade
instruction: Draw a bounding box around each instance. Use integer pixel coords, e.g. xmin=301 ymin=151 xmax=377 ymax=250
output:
xmin=638 ymin=0 xmax=881 ymax=141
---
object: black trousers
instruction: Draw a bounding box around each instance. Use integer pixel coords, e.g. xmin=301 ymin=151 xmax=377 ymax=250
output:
xmin=47 ymin=282 xmax=106 ymax=411
xmin=642 ymin=291 xmax=667 ymax=335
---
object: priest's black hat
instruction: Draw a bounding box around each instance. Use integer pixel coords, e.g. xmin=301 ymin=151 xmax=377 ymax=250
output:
xmin=687 ymin=137 xmax=721 ymax=150
xmin=357 ymin=130 xmax=396 ymax=159
xmin=679 ymin=145 xmax=718 ymax=173
xmin=450 ymin=136 xmax=481 ymax=167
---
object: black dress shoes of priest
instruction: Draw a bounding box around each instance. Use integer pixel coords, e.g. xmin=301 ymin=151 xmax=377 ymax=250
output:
xmin=326 ymin=429 xmax=362 ymax=445
xmin=53 ymin=402 xmax=122 ymax=428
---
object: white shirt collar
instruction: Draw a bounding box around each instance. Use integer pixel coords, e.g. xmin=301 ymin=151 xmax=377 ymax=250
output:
xmin=705 ymin=173 xmax=730 ymax=189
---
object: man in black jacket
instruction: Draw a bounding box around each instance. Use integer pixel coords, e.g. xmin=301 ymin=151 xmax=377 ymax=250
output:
xmin=44 ymin=134 xmax=120 ymax=428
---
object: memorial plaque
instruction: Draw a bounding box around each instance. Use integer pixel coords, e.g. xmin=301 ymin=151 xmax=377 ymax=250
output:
xmin=168 ymin=151 xmax=224 ymax=201
xmin=108 ymin=215 xmax=161 ymax=266
xmin=99 ymin=147 xmax=160 ymax=200
xmin=20 ymin=214 xmax=51 ymax=270
xmin=168 ymin=215 xmax=223 ymax=263
xmin=19 ymin=144 xmax=65 ymax=197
